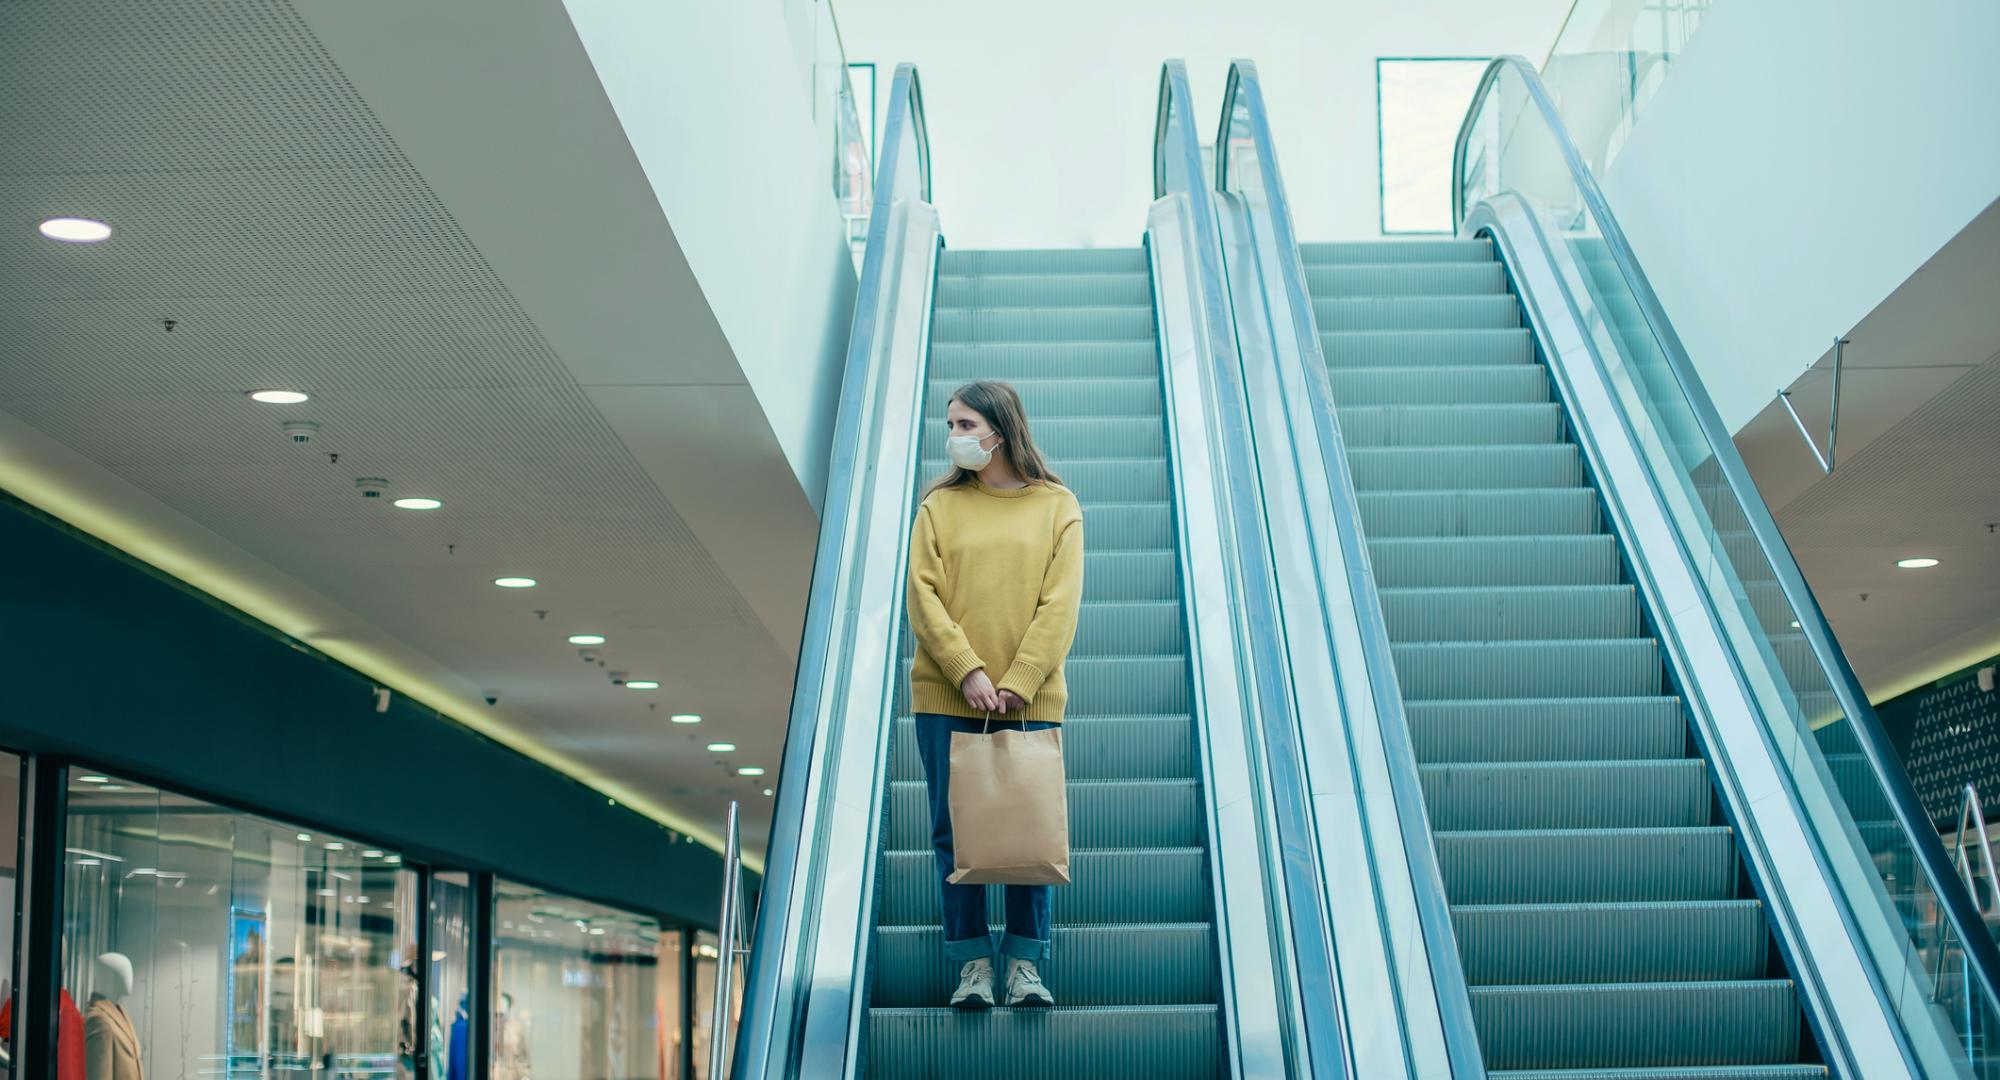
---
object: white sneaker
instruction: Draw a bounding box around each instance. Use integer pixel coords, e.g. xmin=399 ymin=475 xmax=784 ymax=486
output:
xmin=949 ymin=958 xmax=995 ymax=1010
xmin=1004 ymin=958 xmax=1054 ymax=1008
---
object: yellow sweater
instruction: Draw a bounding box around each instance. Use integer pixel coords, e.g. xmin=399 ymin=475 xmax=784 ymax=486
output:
xmin=906 ymin=478 xmax=1085 ymax=723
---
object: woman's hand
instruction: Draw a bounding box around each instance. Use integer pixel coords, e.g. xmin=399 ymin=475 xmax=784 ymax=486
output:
xmin=961 ymin=669 xmax=1003 ymax=713
xmin=997 ymin=690 xmax=1028 ymax=715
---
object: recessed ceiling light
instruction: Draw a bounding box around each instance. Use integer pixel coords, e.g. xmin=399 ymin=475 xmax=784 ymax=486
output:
xmin=670 ymin=713 xmax=702 ymax=725
xmin=494 ymin=577 xmax=538 ymax=588
xmin=318 ymin=889 xmax=339 ymax=897
xmin=77 ymin=858 xmax=102 ymax=866
xmin=324 ymin=842 xmax=345 ymax=851
xmin=626 ymin=680 xmax=661 ymax=690
xmin=706 ymin=742 xmax=737 ymax=753
xmin=386 ymin=855 xmax=403 ymax=865
xmin=762 ymin=788 xmax=774 ymax=797
xmin=248 ymin=389 xmax=310 ymax=404
xmin=738 ymin=766 xmax=765 ymax=777
xmin=78 ymin=775 xmax=110 ymax=784
xmin=362 ymin=850 xmax=384 ymax=858
xmin=40 ymin=217 xmax=111 ymax=243
xmin=568 ymin=633 xmax=607 ymax=646
xmin=393 ymin=497 xmax=443 ymax=511
xmin=298 ymin=833 xmax=312 ymax=842
xmin=1789 ymin=621 xmax=1802 ymax=629
xmin=1896 ymin=557 xmax=1939 ymax=569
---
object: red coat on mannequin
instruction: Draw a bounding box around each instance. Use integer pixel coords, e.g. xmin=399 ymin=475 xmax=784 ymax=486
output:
xmin=0 ymin=988 xmax=89 ymax=1080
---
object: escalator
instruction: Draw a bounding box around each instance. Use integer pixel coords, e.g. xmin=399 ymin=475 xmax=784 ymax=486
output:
xmin=866 ymin=245 xmax=1226 ymax=1074
xmin=1211 ymin=56 xmax=2000 ymax=1080
xmin=730 ymin=63 xmax=1329 ymax=1080
xmin=1296 ymin=236 xmax=1813 ymax=1074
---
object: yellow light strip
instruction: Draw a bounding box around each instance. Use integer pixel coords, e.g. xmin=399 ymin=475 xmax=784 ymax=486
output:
xmin=1870 ymin=638 xmax=2000 ymax=706
xmin=1 ymin=450 xmax=763 ymax=875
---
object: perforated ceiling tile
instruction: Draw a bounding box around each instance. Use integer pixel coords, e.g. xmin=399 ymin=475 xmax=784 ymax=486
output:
xmin=0 ymin=0 xmax=792 ymax=847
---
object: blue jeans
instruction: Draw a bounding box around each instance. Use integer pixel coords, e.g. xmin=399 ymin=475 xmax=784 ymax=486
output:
xmin=914 ymin=712 xmax=1055 ymax=962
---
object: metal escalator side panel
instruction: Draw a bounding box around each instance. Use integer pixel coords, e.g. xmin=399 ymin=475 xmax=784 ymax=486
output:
xmin=1213 ymin=59 xmax=1483 ymax=1080
xmin=1148 ymin=189 xmax=1302 ymax=1080
xmin=731 ymin=61 xmax=941 ymax=1078
xmin=1468 ymin=196 xmax=1923 ymax=1079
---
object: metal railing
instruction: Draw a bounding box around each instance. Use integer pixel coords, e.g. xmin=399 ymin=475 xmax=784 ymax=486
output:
xmin=1215 ymin=58 xmax=1485 ymax=1080
xmin=729 ymin=62 xmax=935 ymax=1079
xmin=706 ymin=801 xmax=751 ymax=1080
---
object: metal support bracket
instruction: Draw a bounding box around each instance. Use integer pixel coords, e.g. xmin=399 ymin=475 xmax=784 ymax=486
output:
xmin=1778 ymin=335 xmax=1849 ymax=473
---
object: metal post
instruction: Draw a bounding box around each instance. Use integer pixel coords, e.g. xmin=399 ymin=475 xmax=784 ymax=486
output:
xmin=679 ymin=928 xmax=697 ymax=1080
xmin=1828 ymin=336 xmax=1848 ymax=470
xmin=705 ymin=803 xmax=742 ymax=1080
xmin=468 ymin=874 xmax=495 ymax=1080
xmin=15 ymin=756 xmax=68 ymax=1080
xmin=411 ymin=870 xmax=431 ymax=1080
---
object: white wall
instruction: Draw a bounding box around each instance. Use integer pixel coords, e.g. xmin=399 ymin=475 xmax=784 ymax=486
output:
xmin=560 ymin=0 xmax=858 ymax=510
xmin=1600 ymin=0 xmax=2000 ymax=433
xmin=835 ymin=0 xmax=1572 ymax=250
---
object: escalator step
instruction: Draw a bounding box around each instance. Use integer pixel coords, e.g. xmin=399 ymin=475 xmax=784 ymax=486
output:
xmin=1338 ymin=403 xmax=1563 ymax=447
xmin=1037 ymin=459 xmax=1172 ymax=503
xmin=1421 ymin=759 xmax=1709 ymax=830
xmin=1452 ymin=900 xmax=1767 ymax=984
xmin=1322 ymin=327 xmax=1533 ymax=367
xmin=1470 ymin=980 xmax=1802 ymax=1070
xmin=1315 ymin=294 xmax=1522 ymax=331
xmin=1299 ymin=239 xmax=1492 ymax=265
xmin=866 ymin=1005 xmax=1224 ymax=1079
xmin=1407 ymin=697 xmax=1685 ymax=763
xmin=941 ymin=248 xmax=1151 ymax=274
xmin=871 ymin=923 xmax=1216 ymax=1007
xmin=1356 ymin=489 xmax=1600 ymax=538
xmin=1492 ymin=1067 xmax=1827 ymax=1079
xmin=1436 ymin=828 xmax=1739 ymax=905
xmin=1347 ymin=444 xmax=1583 ymax=491
xmin=886 ymin=779 xmax=1202 ymax=851
xmin=900 ymin=653 xmax=1189 ymax=710
xmin=936 ymin=271 xmax=1152 ymax=308
xmin=1329 ymin=364 xmax=1550 ymax=405
xmin=1079 ymin=503 xmax=1173 ymax=552
xmin=929 ymin=341 xmax=1158 ymax=380
xmin=1369 ymin=535 xmax=1621 ymax=587
xmin=1393 ymin=639 xmax=1664 ymax=700
xmin=876 ymin=848 xmax=1210 ymax=926
xmin=924 ymin=376 xmax=1162 ymax=418
xmin=1305 ymin=261 xmax=1507 ymax=296
xmin=1380 ymin=585 xmax=1641 ymax=642
xmin=889 ymin=714 xmax=1195 ymax=782
xmin=932 ymin=305 xmax=1153 ymax=344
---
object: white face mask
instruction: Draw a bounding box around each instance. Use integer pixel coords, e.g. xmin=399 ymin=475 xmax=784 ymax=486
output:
xmin=947 ymin=431 xmax=996 ymax=470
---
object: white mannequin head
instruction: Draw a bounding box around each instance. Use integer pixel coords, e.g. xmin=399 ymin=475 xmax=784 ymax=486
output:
xmin=94 ymin=953 xmax=134 ymax=1000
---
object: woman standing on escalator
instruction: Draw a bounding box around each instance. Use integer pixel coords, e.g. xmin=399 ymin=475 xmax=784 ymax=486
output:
xmin=905 ymin=379 xmax=1085 ymax=1011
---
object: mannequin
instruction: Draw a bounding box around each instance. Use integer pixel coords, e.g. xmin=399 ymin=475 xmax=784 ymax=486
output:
xmin=492 ymin=994 xmax=529 ymax=1080
xmin=85 ymin=954 xmax=142 ymax=1080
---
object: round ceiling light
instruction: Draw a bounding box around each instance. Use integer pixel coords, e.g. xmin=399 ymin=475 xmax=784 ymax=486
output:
xmin=568 ymin=633 xmax=607 ymax=646
xmin=706 ymin=742 xmax=737 ymax=753
xmin=670 ymin=713 xmax=702 ymax=725
xmin=763 ymin=788 xmax=774 ymax=797
xmin=626 ymin=680 xmax=661 ymax=690
xmin=393 ymin=497 xmax=443 ymax=511
xmin=40 ymin=217 xmax=112 ymax=242
xmin=494 ymin=577 xmax=538 ymax=588
xmin=1896 ymin=557 xmax=1940 ymax=569
xmin=737 ymin=766 xmax=765 ymax=777
xmin=248 ymin=389 xmax=310 ymax=404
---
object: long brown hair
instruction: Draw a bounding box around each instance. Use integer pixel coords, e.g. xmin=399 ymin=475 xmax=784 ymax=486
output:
xmin=924 ymin=380 xmax=1065 ymax=498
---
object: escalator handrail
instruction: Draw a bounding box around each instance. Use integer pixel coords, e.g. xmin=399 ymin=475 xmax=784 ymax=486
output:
xmin=1219 ymin=59 xmax=1488 ymax=1079
xmin=1449 ymin=52 xmax=2000 ymax=1022
xmin=1155 ymin=58 xmax=1351 ymax=1079
xmin=731 ymin=62 xmax=930 ymax=1078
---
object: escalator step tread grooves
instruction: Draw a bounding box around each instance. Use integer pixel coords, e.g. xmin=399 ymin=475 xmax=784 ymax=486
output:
xmin=865 ymin=247 xmax=1225 ymax=1077
xmin=1309 ymin=240 xmax=1811 ymax=1071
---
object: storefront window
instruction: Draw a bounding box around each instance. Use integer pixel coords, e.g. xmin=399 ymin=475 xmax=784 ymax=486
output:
xmin=654 ymin=933 xmax=682 ymax=1080
xmin=59 ymin=770 xmax=417 ymax=1080
xmin=490 ymin=882 xmax=662 ymax=1080
xmin=684 ymin=932 xmax=737 ymax=1080
xmin=428 ymin=873 xmax=471 ymax=1080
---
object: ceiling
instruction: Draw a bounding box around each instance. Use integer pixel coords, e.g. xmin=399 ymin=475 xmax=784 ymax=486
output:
xmin=0 ymin=0 xmax=824 ymax=859
xmin=1736 ymin=197 xmax=2000 ymax=701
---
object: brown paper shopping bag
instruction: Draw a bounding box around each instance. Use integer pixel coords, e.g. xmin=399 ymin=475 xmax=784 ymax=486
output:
xmin=946 ymin=717 xmax=1070 ymax=885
